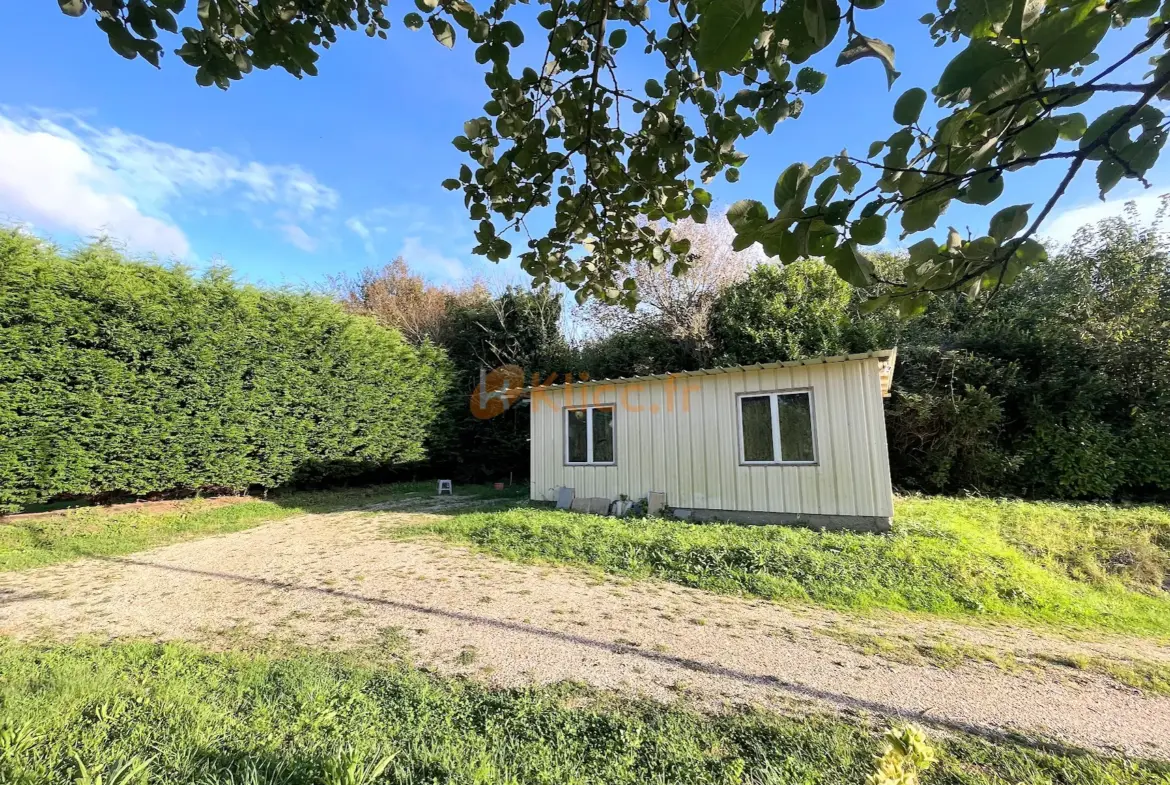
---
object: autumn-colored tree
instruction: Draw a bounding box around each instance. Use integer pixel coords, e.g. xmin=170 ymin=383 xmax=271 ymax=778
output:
xmin=328 ymin=258 xmax=489 ymax=346
xmin=579 ymin=218 xmax=755 ymax=363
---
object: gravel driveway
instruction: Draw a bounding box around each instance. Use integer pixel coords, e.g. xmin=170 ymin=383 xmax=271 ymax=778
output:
xmin=2 ymin=503 xmax=1168 ymax=760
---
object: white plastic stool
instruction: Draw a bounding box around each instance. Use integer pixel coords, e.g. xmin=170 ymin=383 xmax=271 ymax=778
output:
xmin=437 ymin=479 xmax=453 ymax=495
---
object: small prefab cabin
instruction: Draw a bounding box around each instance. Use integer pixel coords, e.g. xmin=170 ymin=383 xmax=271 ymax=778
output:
xmin=528 ymin=350 xmax=896 ymax=532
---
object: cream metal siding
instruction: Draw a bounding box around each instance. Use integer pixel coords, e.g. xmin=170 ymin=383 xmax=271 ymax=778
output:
xmin=529 ymin=357 xmax=893 ymax=518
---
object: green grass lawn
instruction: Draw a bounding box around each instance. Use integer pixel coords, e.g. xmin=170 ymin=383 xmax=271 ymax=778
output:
xmin=0 ymin=638 xmax=1165 ymax=785
xmin=389 ymin=496 xmax=1170 ymax=637
xmin=0 ymin=483 xmax=522 ymax=572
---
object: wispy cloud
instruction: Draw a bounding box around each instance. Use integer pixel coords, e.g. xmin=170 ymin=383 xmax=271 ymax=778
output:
xmin=398 ymin=237 xmax=468 ymax=281
xmin=280 ymin=224 xmax=318 ymax=252
xmin=345 ymin=216 xmax=376 ymax=256
xmin=1043 ymin=190 xmax=1170 ymax=243
xmin=0 ymin=107 xmax=339 ymax=257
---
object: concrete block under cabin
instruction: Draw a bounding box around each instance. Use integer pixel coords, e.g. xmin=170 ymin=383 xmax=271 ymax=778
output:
xmin=569 ymin=497 xmax=612 ymax=515
xmin=527 ymin=350 xmax=897 ymax=533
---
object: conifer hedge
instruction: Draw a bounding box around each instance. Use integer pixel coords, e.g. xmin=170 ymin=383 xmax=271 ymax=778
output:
xmin=0 ymin=231 xmax=451 ymax=512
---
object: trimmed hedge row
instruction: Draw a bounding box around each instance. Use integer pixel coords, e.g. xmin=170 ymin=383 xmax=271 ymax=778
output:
xmin=0 ymin=232 xmax=451 ymax=512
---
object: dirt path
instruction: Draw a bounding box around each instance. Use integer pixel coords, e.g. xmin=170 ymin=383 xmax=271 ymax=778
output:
xmin=2 ymin=506 xmax=1168 ymax=760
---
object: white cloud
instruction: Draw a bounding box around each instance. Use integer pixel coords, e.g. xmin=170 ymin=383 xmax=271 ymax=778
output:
xmin=0 ymin=108 xmax=340 ymax=256
xmin=345 ymin=216 xmax=376 ymax=256
xmin=0 ymin=114 xmax=190 ymax=256
xmin=1043 ymin=191 xmax=1170 ymax=243
xmin=280 ymin=224 xmax=318 ymax=252
xmin=399 ymin=236 xmax=467 ymax=280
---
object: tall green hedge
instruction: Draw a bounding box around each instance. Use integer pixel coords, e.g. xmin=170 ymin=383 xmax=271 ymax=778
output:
xmin=0 ymin=232 xmax=451 ymax=512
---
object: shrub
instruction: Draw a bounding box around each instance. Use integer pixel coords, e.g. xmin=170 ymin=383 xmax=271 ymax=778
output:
xmin=0 ymin=232 xmax=451 ymax=511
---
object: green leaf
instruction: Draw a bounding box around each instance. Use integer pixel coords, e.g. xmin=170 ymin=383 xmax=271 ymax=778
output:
xmin=1096 ymin=159 xmax=1124 ymax=198
xmin=898 ymin=293 xmax=930 ymax=318
xmin=1017 ymin=119 xmax=1059 ymax=156
xmin=497 ymin=20 xmax=524 ymax=47
xmin=858 ymin=294 xmax=890 ymax=314
xmin=796 ymin=67 xmax=827 ymax=93
xmin=836 ymin=36 xmax=899 ymax=88
xmin=1030 ymin=8 xmax=1110 ymax=71
xmin=803 ymin=0 xmax=831 ymax=47
xmin=58 ymin=0 xmax=87 ymax=16
xmin=836 ymin=159 xmax=861 ymax=192
xmin=814 ymin=175 xmax=839 ymax=206
xmin=868 ymin=141 xmax=884 ymax=158
xmin=852 ymin=215 xmax=887 ymax=245
xmin=773 ymin=163 xmax=811 ymax=213
xmin=442 ymin=178 xmax=461 ymax=190
xmin=429 ymin=17 xmax=456 ymax=47
xmin=826 ymin=242 xmax=876 ymax=287
xmin=1013 ymin=237 xmax=1045 ymax=265
xmin=960 ymin=171 xmax=1004 ymax=205
xmin=1053 ymin=113 xmax=1087 ymax=141
xmin=695 ymin=0 xmax=766 ymax=72
xmin=1081 ymin=104 xmax=1164 ymax=163
xmin=810 ymin=156 xmax=833 ymax=176
xmin=954 ymin=0 xmax=1011 ymax=37
xmin=893 ymin=87 xmax=927 ymax=125
xmin=645 ymin=79 xmax=663 ymax=99
xmin=908 ymin=238 xmax=938 ymax=264
xmin=989 ymin=203 xmax=1030 ymax=242
xmin=899 ymin=170 xmax=923 ymax=198
xmin=1005 ymin=0 xmax=1044 ymax=36
xmin=936 ymin=39 xmax=1024 ymax=102
xmin=404 ymin=12 xmax=424 ymax=29
xmin=901 ymin=199 xmax=941 ymax=234
xmin=727 ymin=199 xmax=769 ymax=230
xmin=773 ymin=0 xmax=840 ymax=63
xmin=609 ymin=28 xmax=627 ymax=48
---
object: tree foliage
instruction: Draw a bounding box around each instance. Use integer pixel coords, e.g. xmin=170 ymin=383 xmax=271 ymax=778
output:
xmin=59 ymin=0 xmax=1170 ymax=309
xmin=332 ymin=262 xmax=571 ymax=482
xmin=0 ymin=231 xmax=450 ymax=511
xmin=581 ymin=207 xmax=1170 ymax=499
xmin=328 ymin=257 xmax=491 ymax=346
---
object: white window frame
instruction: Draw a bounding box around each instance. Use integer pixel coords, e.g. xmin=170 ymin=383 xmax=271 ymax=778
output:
xmin=736 ymin=389 xmax=818 ymax=466
xmin=564 ymin=404 xmax=616 ymax=466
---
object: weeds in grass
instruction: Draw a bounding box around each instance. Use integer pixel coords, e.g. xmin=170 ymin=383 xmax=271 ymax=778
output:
xmin=1037 ymin=653 xmax=1170 ymax=696
xmin=390 ymin=497 xmax=1170 ymax=636
xmin=865 ymin=726 xmax=936 ymax=785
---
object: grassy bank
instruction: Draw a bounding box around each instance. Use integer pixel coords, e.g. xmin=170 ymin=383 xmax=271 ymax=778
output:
xmin=0 ymin=483 xmax=520 ymax=572
xmin=390 ymin=496 xmax=1170 ymax=637
xmin=0 ymin=638 xmax=1165 ymax=785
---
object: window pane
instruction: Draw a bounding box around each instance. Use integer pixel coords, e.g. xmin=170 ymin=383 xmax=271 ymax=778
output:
xmin=567 ymin=409 xmax=588 ymax=463
xmin=740 ymin=396 xmax=775 ymax=462
xmin=592 ymin=407 xmax=615 ymax=463
xmin=778 ymin=392 xmax=815 ymax=462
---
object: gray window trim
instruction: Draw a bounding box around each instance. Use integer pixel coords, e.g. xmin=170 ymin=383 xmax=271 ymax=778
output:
xmin=564 ymin=404 xmax=617 ymax=466
xmin=735 ymin=388 xmax=818 ymax=466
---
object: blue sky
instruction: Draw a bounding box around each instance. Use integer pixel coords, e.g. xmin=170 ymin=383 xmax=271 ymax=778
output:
xmin=0 ymin=0 xmax=1164 ymax=290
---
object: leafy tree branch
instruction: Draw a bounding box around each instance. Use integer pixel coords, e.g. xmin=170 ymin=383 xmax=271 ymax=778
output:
xmin=57 ymin=0 xmax=1170 ymax=312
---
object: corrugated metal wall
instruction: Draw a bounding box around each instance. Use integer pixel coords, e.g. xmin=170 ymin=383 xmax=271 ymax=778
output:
xmin=528 ymin=357 xmax=893 ymax=518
